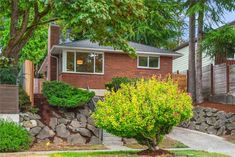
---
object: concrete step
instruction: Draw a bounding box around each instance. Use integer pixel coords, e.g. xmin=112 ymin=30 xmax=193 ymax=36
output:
xmin=102 ymin=131 xmax=123 ymax=146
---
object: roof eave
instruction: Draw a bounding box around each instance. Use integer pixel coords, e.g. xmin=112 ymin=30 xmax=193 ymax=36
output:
xmin=50 ymin=45 xmax=182 ymax=58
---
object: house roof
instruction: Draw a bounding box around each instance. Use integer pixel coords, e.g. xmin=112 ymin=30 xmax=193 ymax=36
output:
xmin=51 ymin=39 xmax=182 ymax=58
xmin=173 ymin=20 xmax=235 ymax=51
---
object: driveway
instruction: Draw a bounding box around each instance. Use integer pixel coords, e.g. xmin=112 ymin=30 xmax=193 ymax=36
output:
xmin=168 ymin=127 xmax=235 ymax=157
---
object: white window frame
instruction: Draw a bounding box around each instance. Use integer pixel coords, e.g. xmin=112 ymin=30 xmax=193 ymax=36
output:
xmin=62 ymin=50 xmax=104 ymax=75
xmin=137 ymin=55 xmax=160 ymax=69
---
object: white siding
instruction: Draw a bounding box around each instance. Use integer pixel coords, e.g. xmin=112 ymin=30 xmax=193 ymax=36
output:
xmin=173 ymin=44 xmax=214 ymax=72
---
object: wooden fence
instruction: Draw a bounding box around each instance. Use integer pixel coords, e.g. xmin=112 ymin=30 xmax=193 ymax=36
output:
xmin=179 ymin=63 xmax=235 ymax=98
xmin=171 ymin=74 xmax=187 ymax=91
xmin=0 ymin=85 xmax=19 ymax=113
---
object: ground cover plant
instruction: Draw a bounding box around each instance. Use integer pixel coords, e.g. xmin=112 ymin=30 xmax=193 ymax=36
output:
xmin=93 ymin=77 xmax=192 ymax=154
xmin=42 ymin=81 xmax=95 ymax=108
xmin=0 ymin=120 xmax=31 ymax=152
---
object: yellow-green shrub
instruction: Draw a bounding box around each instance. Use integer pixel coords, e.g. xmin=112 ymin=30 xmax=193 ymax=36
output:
xmin=92 ymin=78 xmax=192 ymax=150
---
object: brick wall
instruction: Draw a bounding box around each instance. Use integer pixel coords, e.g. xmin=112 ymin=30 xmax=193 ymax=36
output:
xmin=59 ymin=53 xmax=173 ymax=89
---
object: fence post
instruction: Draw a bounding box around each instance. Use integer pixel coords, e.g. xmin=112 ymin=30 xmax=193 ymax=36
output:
xmin=226 ymin=64 xmax=230 ymax=94
xmin=187 ymin=70 xmax=189 ymax=93
xmin=210 ymin=64 xmax=214 ymax=95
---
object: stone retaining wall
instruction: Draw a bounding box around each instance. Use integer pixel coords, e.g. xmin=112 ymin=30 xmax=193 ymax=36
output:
xmin=20 ymin=106 xmax=101 ymax=145
xmin=180 ymin=107 xmax=235 ymax=136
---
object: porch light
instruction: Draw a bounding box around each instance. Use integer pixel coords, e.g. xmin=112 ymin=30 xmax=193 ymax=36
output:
xmin=77 ymin=59 xmax=83 ymax=65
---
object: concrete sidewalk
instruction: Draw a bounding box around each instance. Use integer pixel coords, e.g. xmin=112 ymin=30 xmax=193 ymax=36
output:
xmin=168 ymin=127 xmax=235 ymax=157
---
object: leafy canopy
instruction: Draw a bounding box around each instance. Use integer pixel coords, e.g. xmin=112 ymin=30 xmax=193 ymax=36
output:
xmin=202 ymin=25 xmax=235 ymax=59
xmin=92 ymin=78 xmax=192 ymax=150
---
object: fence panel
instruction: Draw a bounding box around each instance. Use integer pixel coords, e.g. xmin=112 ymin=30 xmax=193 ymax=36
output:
xmin=229 ymin=64 xmax=235 ymax=96
xmin=213 ymin=64 xmax=226 ymax=94
xmin=171 ymin=74 xmax=187 ymax=91
xmin=202 ymin=65 xmax=211 ymax=97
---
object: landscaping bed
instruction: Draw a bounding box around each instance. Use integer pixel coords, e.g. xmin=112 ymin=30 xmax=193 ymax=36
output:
xmin=124 ymin=137 xmax=188 ymax=149
xmin=197 ymin=101 xmax=235 ymax=113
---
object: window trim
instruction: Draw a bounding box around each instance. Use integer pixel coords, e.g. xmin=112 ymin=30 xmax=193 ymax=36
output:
xmin=137 ymin=55 xmax=160 ymax=69
xmin=62 ymin=50 xmax=104 ymax=75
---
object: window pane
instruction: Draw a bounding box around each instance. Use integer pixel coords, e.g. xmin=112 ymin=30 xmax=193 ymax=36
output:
xmin=76 ymin=52 xmax=94 ymax=73
xmin=95 ymin=53 xmax=103 ymax=73
xmin=149 ymin=57 xmax=159 ymax=68
xmin=66 ymin=52 xmax=74 ymax=71
xmin=139 ymin=56 xmax=148 ymax=67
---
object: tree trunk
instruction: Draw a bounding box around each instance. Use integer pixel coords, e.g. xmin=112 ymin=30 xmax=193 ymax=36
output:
xmin=188 ymin=0 xmax=196 ymax=102
xmin=196 ymin=1 xmax=204 ymax=104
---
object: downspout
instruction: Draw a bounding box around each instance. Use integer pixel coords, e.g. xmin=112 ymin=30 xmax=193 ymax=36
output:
xmin=50 ymin=55 xmax=59 ymax=81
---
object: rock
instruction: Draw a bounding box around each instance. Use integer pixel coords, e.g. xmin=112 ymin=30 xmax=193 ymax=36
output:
xmin=87 ymin=117 xmax=95 ymax=126
xmin=49 ymin=118 xmax=58 ymax=130
xmin=229 ymin=115 xmax=235 ymax=123
xmin=188 ymin=122 xmax=196 ymax=130
xmin=226 ymin=122 xmax=235 ymax=130
xmin=64 ymin=112 xmax=75 ymax=119
xmin=207 ymin=126 xmax=217 ymax=135
xmin=58 ymin=118 xmax=70 ymax=125
xmin=30 ymin=120 xmax=37 ymax=127
xmin=53 ymin=137 xmax=64 ymax=144
xmin=56 ymin=124 xmax=70 ymax=138
xmin=231 ymin=130 xmax=235 ymax=136
xmin=70 ymin=119 xmax=86 ymax=128
xmin=22 ymin=120 xmax=36 ymax=128
xmin=217 ymin=126 xmax=225 ymax=136
xmin=67 ymin=134 xmax=86 ymax=145
xmin=36 ymin=120 xmax=45 ymax=127
xmin=77 ymin=114 xmax=87 ymax=123
xmin=88 ymin=136 xmax=101 ymax=144
xmin=76 ymin=128 xmax=92 ymax=137
xmin=79 ymin=107 xmax=91 ymax=117
xmin=52 ymin=111 xmax=61 ymax=118
xmin=199 ymin=122 xmax=209 ymax=132
xmin=30 ymin=127 xmax=42 ymax=136
xmin=214 ymin=120 xmax=225 ymax=129
xmin=37 ymin=126 xmax=55 ymax=140
xmin=87 ymin=124 xmax=99 ymax=137
xmin=27 ymin=113 xmax=41 ymax=120
xmin=206 ymin=117 xmax=216 ymax=126
xmin=206 ymin=111 xmax=213 ymax=117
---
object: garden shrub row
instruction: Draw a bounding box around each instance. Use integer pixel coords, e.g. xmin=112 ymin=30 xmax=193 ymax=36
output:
xmin=0 ymin=120 xmax=31 ymax=152
xmin=42 ymin=81 xmax=95 ymax=108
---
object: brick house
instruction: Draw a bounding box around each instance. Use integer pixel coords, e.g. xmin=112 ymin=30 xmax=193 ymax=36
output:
xmin=39 ymin=24 xmax=182 ymax=89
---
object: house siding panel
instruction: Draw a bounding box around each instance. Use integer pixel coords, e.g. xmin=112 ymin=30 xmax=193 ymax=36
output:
xmin=173 ymin=44 xmax=213 ymax=72
xmin=59 ymin=53 xmax=172 ymax=89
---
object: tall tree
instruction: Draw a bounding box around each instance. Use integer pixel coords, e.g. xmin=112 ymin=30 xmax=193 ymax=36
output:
xmin=188 ymin=0 xmax=196 ymax=102
xmin=195 ymin=0 xmax=205 ymax=103
xmin=0 ymin=0 xmax=145 ymax=60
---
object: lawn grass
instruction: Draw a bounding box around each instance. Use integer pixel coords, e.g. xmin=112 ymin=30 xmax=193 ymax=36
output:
xmin=50 ymin=150 xmax=229 ymax=157
xmin=124 ymin=137 xmax=188 ymax=149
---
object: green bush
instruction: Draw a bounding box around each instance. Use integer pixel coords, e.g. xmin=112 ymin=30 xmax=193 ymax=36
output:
xmin=0 ymin=120 xmax=31 ymax=152
xmin=93 ymin=78 xmax=192 ymax=151
xmin=19 ymin=86 xmax=32 ymax=112
xmin=0 ymin=57 xmax=17 ymax=85
xmin=105 ymin=77 xmax=138 ymax=92
xmin=42 ymin=81 xmax=95 ymax=108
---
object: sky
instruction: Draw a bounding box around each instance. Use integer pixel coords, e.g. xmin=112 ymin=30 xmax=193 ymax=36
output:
xmin=223 ymin=10 xmax=235 ymax=24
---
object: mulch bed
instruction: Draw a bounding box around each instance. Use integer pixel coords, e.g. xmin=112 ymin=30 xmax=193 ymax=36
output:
xmin=196 ymin=101 xmax=235 ymax=113
xmin=30 ymin=141 xmax=107 ymax=151
xmin=137 ymin=149 xmax=174 ymax=157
